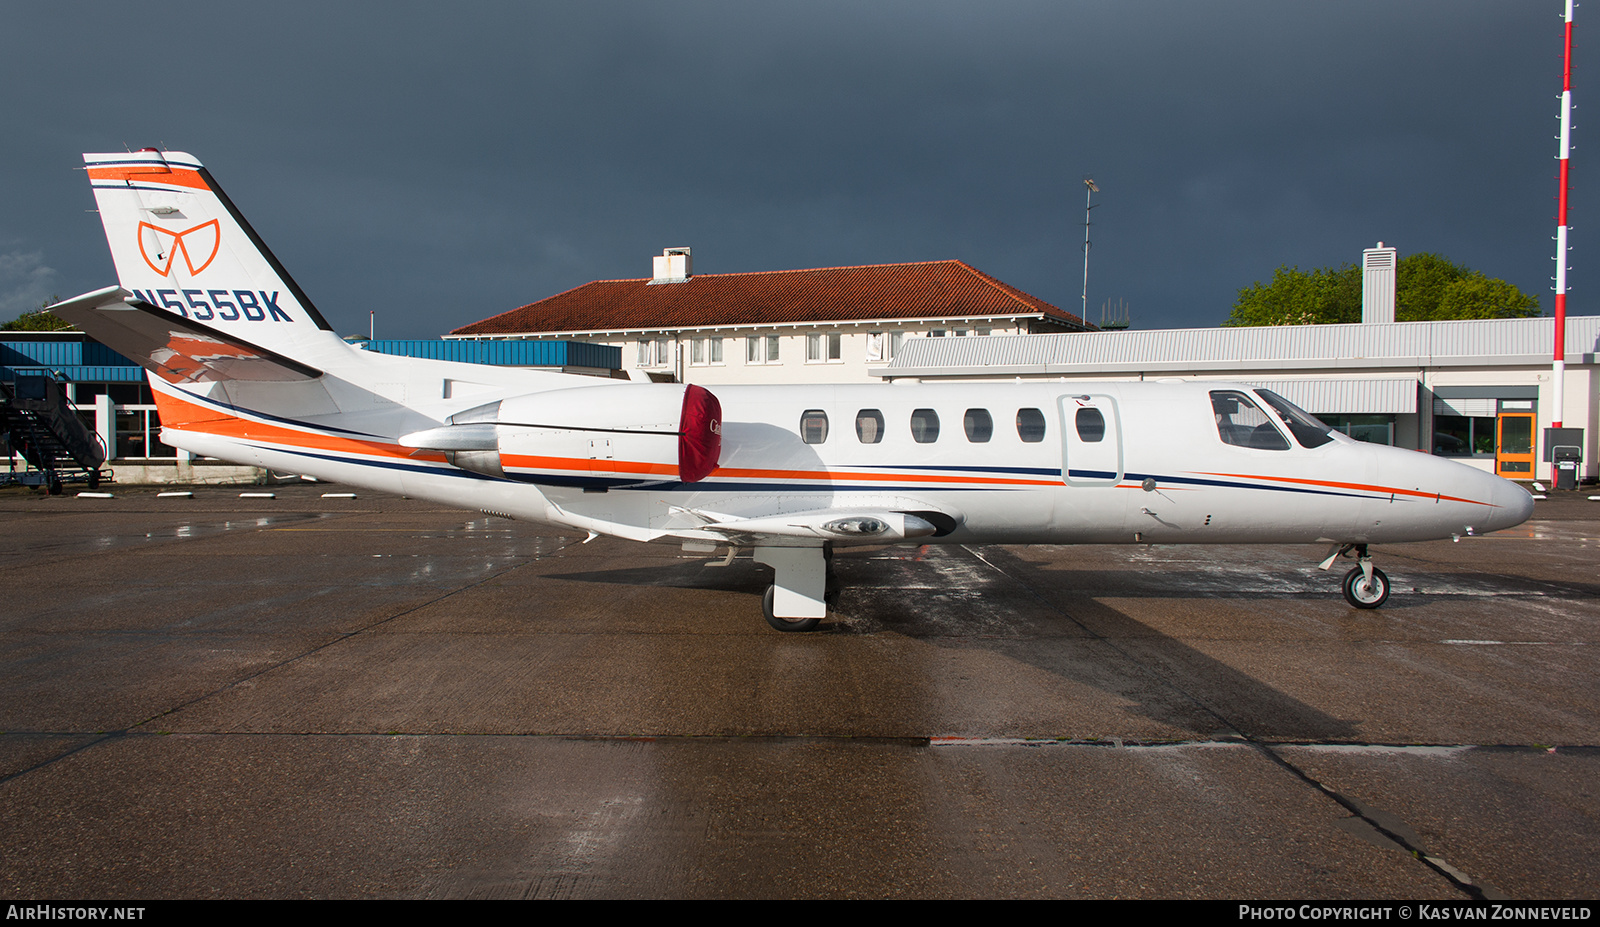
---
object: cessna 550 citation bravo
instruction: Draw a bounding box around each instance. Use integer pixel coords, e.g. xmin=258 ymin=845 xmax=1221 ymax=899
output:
xmin=51 ymin=149 xmax=1535 ymax=630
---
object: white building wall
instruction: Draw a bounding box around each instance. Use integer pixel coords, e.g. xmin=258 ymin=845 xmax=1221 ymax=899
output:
xmin=490 ymin=321 xmax=1026 ymax=386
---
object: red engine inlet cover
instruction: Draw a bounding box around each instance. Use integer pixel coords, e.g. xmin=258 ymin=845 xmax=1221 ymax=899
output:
xmin=678 ymin=383 xmax=722 ymax=483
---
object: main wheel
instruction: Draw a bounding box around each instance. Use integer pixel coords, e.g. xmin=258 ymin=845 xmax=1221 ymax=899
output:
xmin=1342 ymin=566 xmax=1390 ymax=609
xmin=763 ymin=585 xmax=821 ymax=632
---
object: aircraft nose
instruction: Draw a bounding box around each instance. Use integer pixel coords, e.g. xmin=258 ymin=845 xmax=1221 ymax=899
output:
xmin=1484 ymin=476 xmax=1535 ymax=533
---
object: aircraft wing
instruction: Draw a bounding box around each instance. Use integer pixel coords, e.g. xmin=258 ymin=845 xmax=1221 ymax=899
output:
xmin=667 ymin=506 xmax=948 ymax=545
xmin=49 ymin=287 xmax=323 ymax=384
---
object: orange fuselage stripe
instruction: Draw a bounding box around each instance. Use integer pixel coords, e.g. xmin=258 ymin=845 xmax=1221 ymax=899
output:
xmin=1193 ymin=470 xmax=1490 ymax=506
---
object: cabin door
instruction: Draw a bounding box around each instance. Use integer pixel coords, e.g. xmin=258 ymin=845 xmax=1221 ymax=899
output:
xmin=1058 ymin=394 xmax=1124 ymax=486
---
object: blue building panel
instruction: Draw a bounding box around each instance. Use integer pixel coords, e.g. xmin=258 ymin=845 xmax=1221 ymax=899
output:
xmin=3 ymin=340 xmax=83 ymax=368
xmin=1 ymin=364 xmax=144 ymax=383
xmin=5 ymin=338 xmax=143 ymax=385
xmin=5 ymin=336 xmax=618 ymax=387
xmin=361 ymin=339 xmax=619 ymax=369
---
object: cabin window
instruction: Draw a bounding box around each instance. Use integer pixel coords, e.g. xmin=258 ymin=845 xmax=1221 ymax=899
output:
xmin=1256 ymin=389 xmax=1335 ymax=448
xmin=856 ymin=409 xmax=885 ymax=444
xmin=1075 ymin=407 xmax=1106 ymax=442
xmin=801 ymin=409 xmax=829 ymax=444
xmin=964 ymin=408 xmax=993 ymax=443
xmin=1017 ymin=408 xmax=1046 ymax=443
xmin=910 ymin=408 xmax=940 ymax=443
xmin=1211 ymin=390 xmax=1289 ymax=450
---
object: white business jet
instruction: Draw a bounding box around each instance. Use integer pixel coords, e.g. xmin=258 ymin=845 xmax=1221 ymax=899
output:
xmin=51 ymin=150 xmax=1534 ymax=631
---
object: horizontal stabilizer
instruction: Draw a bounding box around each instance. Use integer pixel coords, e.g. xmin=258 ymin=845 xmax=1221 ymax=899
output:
xmin=49 ymin=287 xmax=323 ymax=384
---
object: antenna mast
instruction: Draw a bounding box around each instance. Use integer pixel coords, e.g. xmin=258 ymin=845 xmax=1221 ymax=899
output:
xmin=1081 ymin=177 xmax=1099 ymax=320
xmin=1553 ymin=0 xmax=1576 ymax=429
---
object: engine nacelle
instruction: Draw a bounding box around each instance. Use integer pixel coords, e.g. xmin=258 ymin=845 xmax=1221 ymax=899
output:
xmin=400 ymin=382 xmax=721 ymax=487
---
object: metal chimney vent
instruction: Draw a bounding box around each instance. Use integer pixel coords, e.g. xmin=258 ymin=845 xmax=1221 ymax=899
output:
xmin=650 ymin=247 xmax=693 ymax=284
xmin=1362 ymin=242 xmax=1397 ymax=324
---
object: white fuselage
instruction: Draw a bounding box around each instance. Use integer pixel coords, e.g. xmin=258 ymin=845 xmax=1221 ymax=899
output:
xmin=157 ymin=367 xmax=1533 ymax=550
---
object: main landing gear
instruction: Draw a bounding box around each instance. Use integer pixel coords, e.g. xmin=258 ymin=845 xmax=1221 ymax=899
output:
xmin=754 ymin=545 xmax=829 ymax=632
xmin=1320 ymin=543 xmax=1390 ymax=609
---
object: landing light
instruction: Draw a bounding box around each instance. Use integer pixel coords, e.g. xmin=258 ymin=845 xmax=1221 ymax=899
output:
xmin=824 ymin=516 xmax=888 ymax=536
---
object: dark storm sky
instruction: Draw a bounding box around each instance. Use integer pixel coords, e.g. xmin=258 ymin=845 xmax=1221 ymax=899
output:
xmin=1 ymin=1 xmax=1588 ymax=338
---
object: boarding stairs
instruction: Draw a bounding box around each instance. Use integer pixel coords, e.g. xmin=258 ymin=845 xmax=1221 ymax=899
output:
xmin=1 ymin=373 xmax=106 ymax=493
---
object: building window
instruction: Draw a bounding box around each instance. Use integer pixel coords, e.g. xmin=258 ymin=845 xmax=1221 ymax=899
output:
xmin=806 ymin=332 xmax=842 ymax=363
xmin=636 ymin=337 xmax=672 ymax=368
xmin=864 ymin=332 xmax=903 ymax=362
xmin=690 ymin=337 xmax=723 ymax=366
xmin=1321 ymin=414 xmax=1395 ymax=446
xmin=747 ymin=334 xmax=781 ymax=365
xmin=115 ymin=406 xmax=177 ymax=459
xmin=1433 ymin=416 xmax=1495 ymax=456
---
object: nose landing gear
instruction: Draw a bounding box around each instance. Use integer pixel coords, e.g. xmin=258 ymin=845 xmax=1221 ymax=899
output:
xmin=1320 ymin=543 xmax=1391 ymax=609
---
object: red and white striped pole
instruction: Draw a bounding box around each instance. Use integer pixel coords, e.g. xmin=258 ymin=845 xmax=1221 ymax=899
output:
xmin=1553 ymin=0 xmax=1576 ymax=429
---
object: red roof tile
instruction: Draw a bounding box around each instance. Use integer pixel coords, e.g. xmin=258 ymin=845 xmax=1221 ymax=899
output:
xmin=451 ymin=260 xmax=1090 ymax=336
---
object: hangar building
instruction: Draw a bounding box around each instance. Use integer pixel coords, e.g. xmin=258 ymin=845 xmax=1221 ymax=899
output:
xmin=872 ymin=315 xmax=1599 ymax=484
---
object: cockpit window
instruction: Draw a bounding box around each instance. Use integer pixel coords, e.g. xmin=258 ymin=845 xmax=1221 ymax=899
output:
xmin=1255 ymin=390 xmax=1335 ymax=448
xmin=800 ymin=409 xmax=829 ymax=444
xmin=1211 ymin=390 xmax=1289 ymax=450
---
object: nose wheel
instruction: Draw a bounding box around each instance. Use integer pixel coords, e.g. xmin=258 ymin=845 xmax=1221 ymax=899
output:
xmin=1322 ymin=543 xmax=1391 ymax=609
xmin=1341 ymin=564 xmax=1390 ymax=609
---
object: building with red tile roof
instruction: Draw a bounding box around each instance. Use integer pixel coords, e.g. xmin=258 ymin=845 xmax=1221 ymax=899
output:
xmin=447 ymin=252 xmax=1092 ymax=384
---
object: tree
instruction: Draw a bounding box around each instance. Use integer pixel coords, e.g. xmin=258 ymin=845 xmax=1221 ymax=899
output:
xmin=1230 ymin=264 xmax=1361 ymax=326
xmin=1227 ymin=254 xmax=1539 ymax=326
xmin=1 ymin=296 xmax=72 ymax=332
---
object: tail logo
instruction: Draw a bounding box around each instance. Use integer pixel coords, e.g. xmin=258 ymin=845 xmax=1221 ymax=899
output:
xmin=138 ymin=220 xmax=221 ymax=277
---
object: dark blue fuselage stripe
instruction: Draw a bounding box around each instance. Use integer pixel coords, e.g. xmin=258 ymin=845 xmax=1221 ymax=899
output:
xmin=254 ymin=443 xmax=1387 ymax=501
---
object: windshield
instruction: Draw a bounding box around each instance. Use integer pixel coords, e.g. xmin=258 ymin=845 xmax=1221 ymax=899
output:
xmin=1211 ymin=390 xmax=1289 ymax=450
xmin=1255 ymin=389 xmax=1335 ymax=448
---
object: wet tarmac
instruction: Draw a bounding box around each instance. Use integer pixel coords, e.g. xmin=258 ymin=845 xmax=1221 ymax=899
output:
xmin=0 ymin=484 xmax=1595 ymax=899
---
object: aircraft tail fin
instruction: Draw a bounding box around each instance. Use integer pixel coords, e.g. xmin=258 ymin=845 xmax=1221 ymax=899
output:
xmin=83 ymin=149 xmax=335 ymax=356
